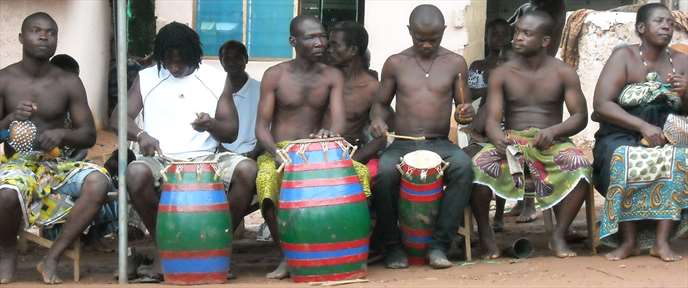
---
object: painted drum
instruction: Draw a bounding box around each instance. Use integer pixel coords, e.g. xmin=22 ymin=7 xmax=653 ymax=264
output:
xmin=278 ymin=138 xmax=370 ymax=283
xmin=397 ymin=150 xmax=447 ymax=265
xmin=157 ymin=161 xmax=231 ymax=285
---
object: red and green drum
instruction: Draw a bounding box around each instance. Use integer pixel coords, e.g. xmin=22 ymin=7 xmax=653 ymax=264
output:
xmin=278 ymin=138 xmax=370 ymax=283
xmin=157 ymin=162 xmax=231 ymax=285
xmin=397 ymin=150 xmax=447 ymax=265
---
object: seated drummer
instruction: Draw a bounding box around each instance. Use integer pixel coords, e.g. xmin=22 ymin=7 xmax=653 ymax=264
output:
xmin=255 ymin=15 xmax=371 ymax=280
xmin=369 ymin=4 xmax=476 ymax=269
xmin=323 ymin=21 xmax=386 ymax=179
xmin=111 ymin=22 xmax=257 ymax=281
xmin=471 ymin=11 xmax=590 ymax=259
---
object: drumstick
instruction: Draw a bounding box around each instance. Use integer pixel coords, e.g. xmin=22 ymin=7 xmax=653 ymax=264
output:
xmin=385 ymin=132 xmax=426 ymax=141
xmin=458 ymin=72 xmax=465 ymax=105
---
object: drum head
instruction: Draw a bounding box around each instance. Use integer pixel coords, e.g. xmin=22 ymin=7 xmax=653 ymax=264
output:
xmin=401 ymin=150 xmax=442 ymax=169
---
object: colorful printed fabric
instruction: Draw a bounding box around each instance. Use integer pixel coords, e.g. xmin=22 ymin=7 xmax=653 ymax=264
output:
xmin=599 ymin=145 xmax=688 ymax=249
xmin=256 ymin=141 xmax=371 ymax=211
xmin=617 ymin=72 xmax=681 ymax=111
xmin=472 ymin=128 xmax=591 ymax=209
xmin=0 ymin=151 xmax=109 ymax=228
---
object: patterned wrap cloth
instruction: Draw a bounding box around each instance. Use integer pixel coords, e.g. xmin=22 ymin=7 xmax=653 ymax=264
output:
xmin=256 ymin=141 xmax=371 ymax=211
xmin=598 ymin=73 xmax=688 ymax=249
xmin=473 ymin=128 xmax=591 ymax=209
xmin=0 ymin=151 xmax=111 ymax=228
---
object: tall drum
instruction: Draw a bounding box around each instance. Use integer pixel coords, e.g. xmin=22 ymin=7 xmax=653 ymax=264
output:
xmin=278 ymin=138 xmax=370 ymax=283
xmin=398 ymin=150 xmax=447 ymax=265
xmin=157 ymin=162 xmax=231 ymax=285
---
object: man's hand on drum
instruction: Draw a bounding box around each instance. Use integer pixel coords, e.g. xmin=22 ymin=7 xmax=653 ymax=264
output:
xmin=369 ymin=118 xmax=389 ymax=138
xmin=310 ymin=129 xmax=338 ymax=139
xmin=455 ymin=104 xmax=475 ymax=125
xmin=139 ymin=132 xmax=163 ymax=157
xmin=191 ymin=112 xmax=216 ymax=132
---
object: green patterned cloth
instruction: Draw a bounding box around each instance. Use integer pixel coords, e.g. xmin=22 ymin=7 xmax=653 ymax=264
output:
xmin=473 ymin=128 xmax=591 ymax=209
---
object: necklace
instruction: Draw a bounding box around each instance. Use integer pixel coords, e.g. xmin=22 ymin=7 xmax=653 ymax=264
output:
xmin=414 ymin=55 xmax=437 ymax=78
xmin=639 ymin=45 xmax=676 ymax=74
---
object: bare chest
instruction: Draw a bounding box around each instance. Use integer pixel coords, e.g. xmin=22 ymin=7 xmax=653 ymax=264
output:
xmin=275 ymin=74 xmax=330 ymax=109
xmin=503 ymin=71 xmax=563 ymax=106
xmin=3 ymin=78 xmax=69 ymax=121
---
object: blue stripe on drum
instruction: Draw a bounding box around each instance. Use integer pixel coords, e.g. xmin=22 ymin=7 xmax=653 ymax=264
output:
xmin=159 ymin=190 xmax=227 ymax=206
xmin=400 ymin=186 xmax=443 ymax=196
xmin=284 ymin=245 xmax=368 ymax=260
xmin=288 ymin=149 xmax=347 ymax=164
xmin=161 ymin=256 xmax=230 ymax=274
xmin=280 ymin=183 xmax=362 ymax=202
xmin=402 ymin=234 xmax=432 ymax=244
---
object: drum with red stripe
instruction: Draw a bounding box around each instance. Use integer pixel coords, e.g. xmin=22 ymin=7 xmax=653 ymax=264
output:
xmin=278 ymin=138 xmax=370 ymax=283
xmin=157 ymin=162 xmax=231 ymax=285
xmin=397 ymin=150 xmax=448 ymax=265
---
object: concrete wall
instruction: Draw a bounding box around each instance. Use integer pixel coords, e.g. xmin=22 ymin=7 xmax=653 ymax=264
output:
xmin=568 ymin=11 xmax=688 ymax=142
xmin=0 ymin=0 xmax=111 ymax=129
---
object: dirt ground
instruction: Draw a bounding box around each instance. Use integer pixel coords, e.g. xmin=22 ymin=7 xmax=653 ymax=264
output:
xmin=6 ymin=131 xmax=687 ymax=287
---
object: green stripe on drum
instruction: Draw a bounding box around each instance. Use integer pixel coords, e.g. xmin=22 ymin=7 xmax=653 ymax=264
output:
xmin=278 ymin=203 xmax=370 ymax=244
xmin=157 ymin=211 xmax=231 ymax=251
xmin=399 ymin=200 xmax=439 ymax=229
xmin=283 ymin=167 xmax=356 ymax=181
xmin=164 ymin=172 xmax=218 ymax=184
xmin=289 ymin=262 xmax=366 ymax=276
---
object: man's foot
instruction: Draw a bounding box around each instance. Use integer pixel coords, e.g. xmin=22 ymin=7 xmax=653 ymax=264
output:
xmin=650 ymin=243 xmax=683 ymax=262
xmin=0 ymin=248 xmax=17 ymax=284
xmin=492 ymin=219 xmax=504 ymax=233
xmin=266 ymin=258 xmax=289 ymax=279
xmin=515 ymin=204 xmax=539 ymax=223
xmin=36 ymin=258 xmax=62 ymax=285
xmin=383 ymin=246 xmax=409 ymax=269
xmin=428 ymin=249 xmax=452 ymax=269
xmin=548 ymin=235 xmax=577 ymax=258
xmin=605 ymin=243 xmax=639 ymax=261
xmin=505 ymin=201 xmax=523 ymax=217
xmin=227 ymin=270 xmax=236 ymax=280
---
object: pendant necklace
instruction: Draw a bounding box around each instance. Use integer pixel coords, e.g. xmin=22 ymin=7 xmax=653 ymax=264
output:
xmin=414 ymin=55 xmax=437 ymax=78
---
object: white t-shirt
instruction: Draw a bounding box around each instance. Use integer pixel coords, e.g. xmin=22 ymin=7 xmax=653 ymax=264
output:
xmin=138 ymin=64 xmax=226 ymax=159
xmin=222 ymin=77 xmax=260 ymax=154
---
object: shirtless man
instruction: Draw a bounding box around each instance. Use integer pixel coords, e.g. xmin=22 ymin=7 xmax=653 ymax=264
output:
xmin=324 ymin=21 xmax=385 ymax=164
xmin=0 ymin=12 xmax=111 ymax=284
xmin=369 ymin=4 xmax=475 ymax=269
xmin=255 ymin=15 xmax=351 ymax=279
xmin=472 ymin=10 xmax=590 ymax=259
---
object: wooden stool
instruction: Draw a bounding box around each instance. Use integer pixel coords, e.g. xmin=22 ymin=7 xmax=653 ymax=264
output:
xmin=456 ymin=207 xmax=473 ymax=261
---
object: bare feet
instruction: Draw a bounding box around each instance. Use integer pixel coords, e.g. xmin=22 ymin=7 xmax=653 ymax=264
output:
xmin=479 ymin=233 xmax=500 ymax=259
xmin=383 ymin=246 xmax=409 ymax=269
xmin=650 ymin=243 xmax=683 ymax=262
xmin=605 ymin=243 xmax=639 ymax=261
xmin=0 ymin=247 xmax=17 ymax=284
xmin=36 ymin=258 xmax=62 ymax=285
xmin=548 ymin=235 xmax=577 ymax=258
xmin=515 ymin=203 xmax=539 ymax=223
xmin=505 ymin=201 xmax=524 ymax=217
xmin=428 ymin=249 xmax=453 ymax=269
xmin=266 ymin=258 xmax=289 ymax=279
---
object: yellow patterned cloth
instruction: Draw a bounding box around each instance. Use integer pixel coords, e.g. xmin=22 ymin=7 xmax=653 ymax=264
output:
xmin=0 ymin=151 xmax=109 ymax=227
xmin=256 ymin=141 xmax=371 ymax=210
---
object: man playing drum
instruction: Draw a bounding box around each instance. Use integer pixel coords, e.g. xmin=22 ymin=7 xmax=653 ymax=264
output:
xmin=256 ymin=15 xmax=372 ymax=279
xmin=471 ymin=11 xmax=590 ymax=259
xmin=369 ymin=4 xmax=475 ymax=269
xmin=111 ymin=22 xmax=257 ymax=281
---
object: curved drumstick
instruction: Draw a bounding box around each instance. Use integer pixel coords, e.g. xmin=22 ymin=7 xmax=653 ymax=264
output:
xmin=385 ymin=132 xmax=426 ymax=141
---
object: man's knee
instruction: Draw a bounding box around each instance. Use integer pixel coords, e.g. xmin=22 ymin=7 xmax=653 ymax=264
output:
xmin=126 ymin=162 xmax=153 ymax=183
xmin=0 ymin=189 xmax=20 ymax=210
xmin=233 ymin=160 xmax=258 ymax=186
xmin=81 ymin=172 xmax=110 ymax=203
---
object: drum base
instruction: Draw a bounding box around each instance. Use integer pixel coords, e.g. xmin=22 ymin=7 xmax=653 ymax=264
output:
xmin=291 ymin=270 xmax=367 ymax=283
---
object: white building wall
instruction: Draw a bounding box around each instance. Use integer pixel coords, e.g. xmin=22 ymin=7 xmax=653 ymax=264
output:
xmin=0 ymin=0 xmax=112 ymax=129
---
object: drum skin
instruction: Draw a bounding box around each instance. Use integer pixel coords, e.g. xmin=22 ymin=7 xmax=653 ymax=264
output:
xmin=398 ymin=151 xmax=444 ymax=265
xmin=278 ymin=139 xmax=370 ymax=283
xmin=157 ymin=162 xmax=231 ymax=285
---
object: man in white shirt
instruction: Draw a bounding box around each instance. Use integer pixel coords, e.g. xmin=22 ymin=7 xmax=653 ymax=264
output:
xmin=110 ymin=22 xmax=257 ymax=280
xmin=219 ymin=40 xmax=261 ymax=159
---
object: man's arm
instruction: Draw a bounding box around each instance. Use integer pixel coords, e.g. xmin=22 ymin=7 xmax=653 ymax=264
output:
xmin=326 ymin=68 xmax=346 ymax=135
xmin=110 ymin=76 xmax=144 ymax=140
xmin=593 ymin=47 xmax=664 ymax=146
xmin=255 ymin=67 xmax=280 ymax=156
xmin=485 ymin=67 xmax=508 ymax=153
xmin=194 ymin=79 xmax=239 ymax=143
xmin=369 ymin=57 xmax=398 ymax=138
xmin=42 ymin=75 xmax=96 ymax=149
